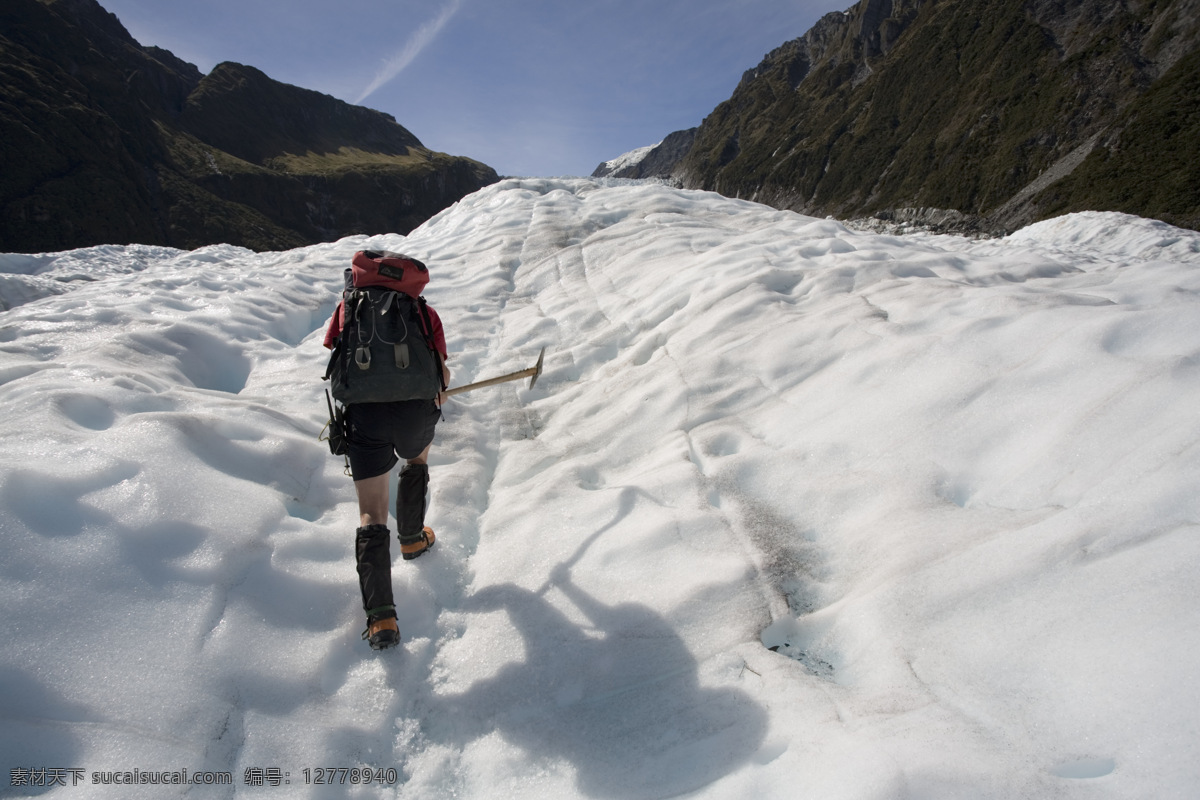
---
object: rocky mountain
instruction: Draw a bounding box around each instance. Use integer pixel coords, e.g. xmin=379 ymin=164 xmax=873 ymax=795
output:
xmin=593 ymin=129 xmax=697 ymax=180
xmin=0 ymin=0 xmax=499 ymax=253
xmin=598 ymin=0 xmax=1199 ymax=233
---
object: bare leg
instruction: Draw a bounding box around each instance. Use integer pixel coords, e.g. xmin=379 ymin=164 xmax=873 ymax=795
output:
xmin=354 ymin=473 xmax=390 ymax=528
xmin=355 ymin=443 xmax=430 ymax=528
xmin=353 ymin=437 xmax=438 ymax=649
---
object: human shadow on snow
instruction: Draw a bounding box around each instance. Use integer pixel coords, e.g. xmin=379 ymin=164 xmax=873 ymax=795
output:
xmin=428 ymin=573 xmax=768 ymax=799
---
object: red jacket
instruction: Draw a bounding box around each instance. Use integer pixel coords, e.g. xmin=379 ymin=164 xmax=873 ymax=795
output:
xmin=323 ymin=298 xmax=447 ymax=358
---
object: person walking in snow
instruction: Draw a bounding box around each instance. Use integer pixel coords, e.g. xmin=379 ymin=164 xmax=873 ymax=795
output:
xmin=323 ymin=250 xmax=451 ymax=650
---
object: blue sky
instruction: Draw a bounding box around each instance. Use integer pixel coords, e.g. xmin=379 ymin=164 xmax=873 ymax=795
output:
xmin=98 ymin=0 xmax=851 ymax=177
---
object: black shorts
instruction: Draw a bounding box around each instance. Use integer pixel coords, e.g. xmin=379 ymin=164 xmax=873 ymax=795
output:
xmin=345 ymin=399 xmax=440 ymax=480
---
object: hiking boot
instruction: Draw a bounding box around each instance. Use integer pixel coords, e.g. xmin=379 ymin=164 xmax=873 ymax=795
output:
xmin=399 ymin=526 xmax=436 ymax=560
xmin=362 ymin=617 xmax=400 ymax=650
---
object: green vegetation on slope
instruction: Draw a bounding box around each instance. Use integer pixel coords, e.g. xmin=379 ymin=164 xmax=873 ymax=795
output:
xmin=676 ymin=0 xmax=1198 ymax=231
xmin=1037 ymin=47 xmax=1200 ymax=231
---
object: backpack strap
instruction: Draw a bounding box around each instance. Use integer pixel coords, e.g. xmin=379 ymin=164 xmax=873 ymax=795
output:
xmin=328 ymin=288 xmax=363 ymax=387
xmin=323 ymin=338 xmax=343 ymax=382
xmin=417 ymin=296 xmax=447 ymax=392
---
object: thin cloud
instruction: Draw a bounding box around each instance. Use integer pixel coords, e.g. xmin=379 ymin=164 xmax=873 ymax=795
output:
xmin=355 ymin=0 xmax=463 ymax=105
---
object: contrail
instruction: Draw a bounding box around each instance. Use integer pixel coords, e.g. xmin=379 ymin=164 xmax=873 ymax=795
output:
xmin=355 ymin=0 xmax=463 ymax=104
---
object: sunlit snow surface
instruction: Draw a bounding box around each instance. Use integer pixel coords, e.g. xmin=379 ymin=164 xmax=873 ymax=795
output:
xmin=2 ymin=179 xmax=1199 ymax=798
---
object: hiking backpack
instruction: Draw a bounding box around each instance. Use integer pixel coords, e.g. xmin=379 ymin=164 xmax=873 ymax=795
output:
xmin=325 ymin=251 xmax=444 ymax=406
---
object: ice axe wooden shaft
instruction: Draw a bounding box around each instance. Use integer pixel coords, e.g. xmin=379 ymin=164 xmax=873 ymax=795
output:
xmin=445 ymin=347 xmax=545 ymax=397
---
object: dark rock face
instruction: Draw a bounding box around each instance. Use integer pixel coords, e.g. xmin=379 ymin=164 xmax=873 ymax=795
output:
xmin=1 ymin=0 xmax=499 ymax=253
xmin=601 ymin=0 xmax=1199 ymax=232
xmin=176 ymin=62 xmax=421 ymax=165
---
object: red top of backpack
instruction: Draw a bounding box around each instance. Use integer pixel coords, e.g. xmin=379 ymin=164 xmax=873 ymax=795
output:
xmin=351 ymin=250 xmax=429 ymax=297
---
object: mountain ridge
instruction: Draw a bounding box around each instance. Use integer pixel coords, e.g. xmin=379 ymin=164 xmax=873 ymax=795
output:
xmin=0 ymin=0 xmax=498 ymax=253
xmin=596 ymin=0 xmax=1200 ymax=233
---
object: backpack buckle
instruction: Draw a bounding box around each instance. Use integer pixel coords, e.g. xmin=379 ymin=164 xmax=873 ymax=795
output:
xmin=355 ymin=345 xmax=371 ymax=369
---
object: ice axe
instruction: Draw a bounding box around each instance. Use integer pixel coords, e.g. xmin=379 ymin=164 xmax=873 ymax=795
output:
xmin=445 ymin=347 xmax=545 ymax=397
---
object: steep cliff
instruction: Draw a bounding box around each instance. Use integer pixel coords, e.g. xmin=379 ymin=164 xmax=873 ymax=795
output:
xmin=638 ymin=0 xmax=1200 ymax=231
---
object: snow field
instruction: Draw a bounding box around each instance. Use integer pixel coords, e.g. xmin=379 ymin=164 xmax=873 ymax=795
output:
xmin=1 ymin=179 xmax=1199 ymax=798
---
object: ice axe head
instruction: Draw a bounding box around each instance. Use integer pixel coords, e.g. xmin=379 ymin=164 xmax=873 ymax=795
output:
xmin=528 ymin=347 xmax=545 ymax=390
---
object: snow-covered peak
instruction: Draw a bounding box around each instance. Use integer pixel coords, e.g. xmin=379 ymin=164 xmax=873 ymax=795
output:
xmin=591 ymin=140 xmax=661 ymax=177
